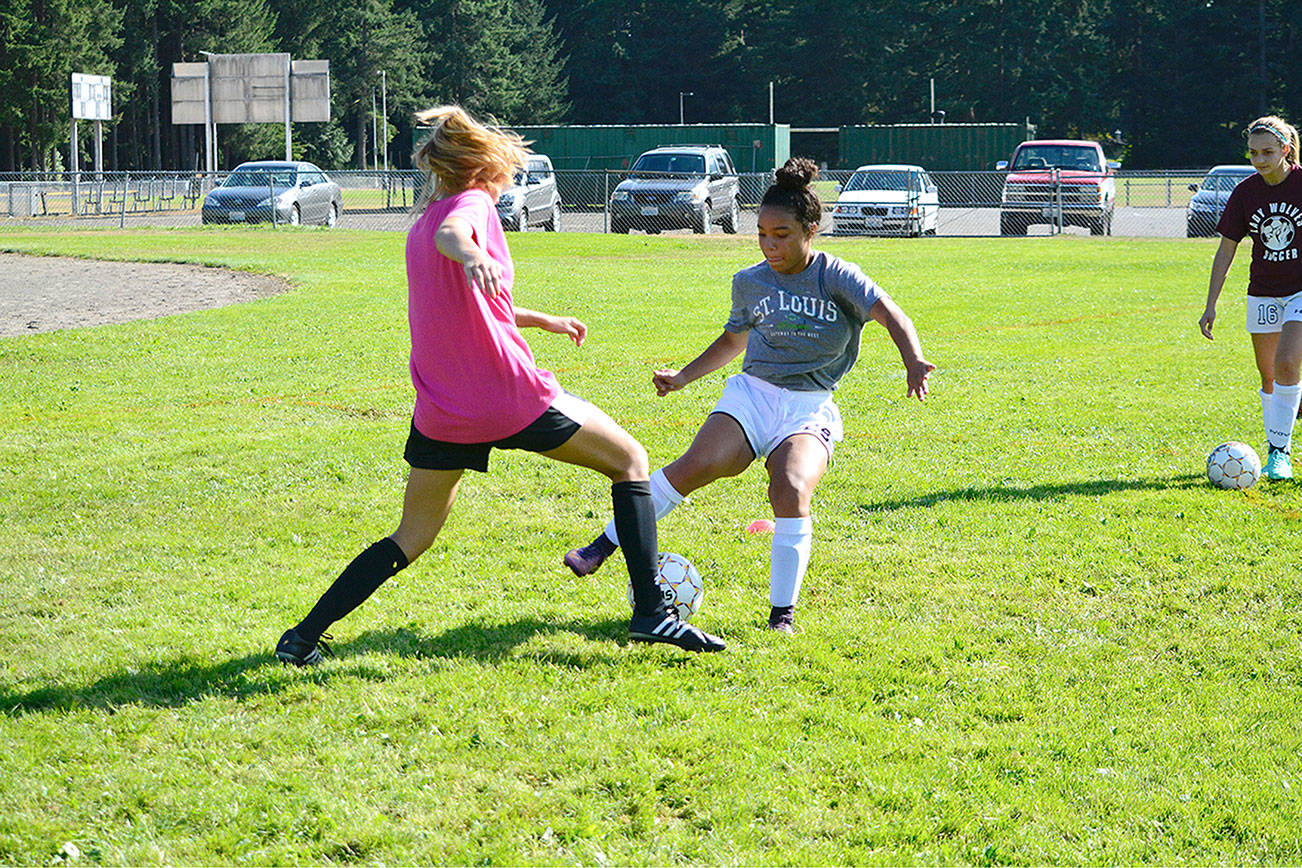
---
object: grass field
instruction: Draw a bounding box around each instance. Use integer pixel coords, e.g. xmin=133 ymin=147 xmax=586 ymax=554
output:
xmin=2 ymin=227 xmax=1300 ymax=865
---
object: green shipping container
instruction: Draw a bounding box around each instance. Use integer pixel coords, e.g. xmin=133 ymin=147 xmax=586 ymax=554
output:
xmin=837 ymin=123 xmax=1031 ymax=171
xmin=481 ymin=124 xmax=789 ymax=174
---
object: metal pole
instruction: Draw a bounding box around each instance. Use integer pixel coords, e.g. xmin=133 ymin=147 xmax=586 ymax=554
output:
xmin=204 ymin=64 xmax=215 ymax=174
xmin=372 ymin=88 xmax=378 ymax=171
xmin=271 ymin=174 xmax=277 ymax=227
xmin=604 ymin=171 xmax=609 ymax=233
xmin=381 ymin=70 xmax=388 ymax=174
xmin=70 ymin=119 xmax=79 ymax=214
xmin=283 ymin=55 xmax=292 ymax=160
xmin=94 ymin=119 xmax=103 ymax=175
xmin=120 ymin=171 xmax=127 ymax=228
xmin=769 ymin=82 xmax=773 ymax=125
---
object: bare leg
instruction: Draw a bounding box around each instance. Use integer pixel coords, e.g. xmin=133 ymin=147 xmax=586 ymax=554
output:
xmin=763 ymin=434 xmax=829 ymax=633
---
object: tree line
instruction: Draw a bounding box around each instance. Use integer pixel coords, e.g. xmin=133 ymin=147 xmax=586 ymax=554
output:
xmin=1 ymin=0 xmax=1298 ymax=173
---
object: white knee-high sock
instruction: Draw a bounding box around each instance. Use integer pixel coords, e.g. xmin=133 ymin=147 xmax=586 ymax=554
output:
xmin=1266 ymin=382 xmax=1302 ymax=451
xmin=769 ymin=516 xmax=813 ymax=607
xmin=603 ymin=468 xmax=684 ymax=545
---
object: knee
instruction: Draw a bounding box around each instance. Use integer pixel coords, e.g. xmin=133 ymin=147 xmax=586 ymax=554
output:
xmin=767 ymin=475 xmax=812 ymax=517
xmin=611 ymin=438 xmax=649 ymax=483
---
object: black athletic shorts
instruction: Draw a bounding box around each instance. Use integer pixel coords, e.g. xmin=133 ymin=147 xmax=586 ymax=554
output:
xmin=403 ymin=399 xmax=586 ymax=472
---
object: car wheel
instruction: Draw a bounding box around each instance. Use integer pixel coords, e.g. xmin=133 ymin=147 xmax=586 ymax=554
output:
xmin=694 ymin=201 xmax=711 ymax=234
xmin=326 ymin=202 xmax=338 ymax=228
xmin=545 ymin=201 xmax=560 ymax=231
xmin=518 ymin=208 xmax=528 ymax=231
xmin=999 ymin=213 xmax=1026 ymax=236
xmin=610 ymin=217 xmax=630 ymax=234
xmin=722 ymin=197 xmax=739 ymax=234
xmin=289 ymin=204 xmax=301 ymax=226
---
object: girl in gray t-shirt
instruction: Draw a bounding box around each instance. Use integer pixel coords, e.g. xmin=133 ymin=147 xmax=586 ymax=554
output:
xmin=565 ymin=158 xmax=934 ymax=635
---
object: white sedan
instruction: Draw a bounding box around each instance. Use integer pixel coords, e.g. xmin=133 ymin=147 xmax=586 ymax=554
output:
xmin=831 ymin=164 xmax=939 ymax=237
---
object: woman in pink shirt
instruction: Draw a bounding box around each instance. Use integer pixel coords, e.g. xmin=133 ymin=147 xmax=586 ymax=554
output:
xmin=276 ymin=106 xmax=723 ymax=664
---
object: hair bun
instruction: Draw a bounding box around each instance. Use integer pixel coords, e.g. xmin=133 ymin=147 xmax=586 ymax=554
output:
xmin=775 ymin=157 xmax=818 ymax=190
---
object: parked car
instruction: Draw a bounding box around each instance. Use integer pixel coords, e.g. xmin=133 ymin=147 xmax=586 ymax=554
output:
xmin=997 ymin=140 xmax=1117 ymax=235
xmin=831 ymin=164 xmax=939 ymax=237
xmin=497 ymin=154 xmax=562 ymax=231
xmin=609 ymin=145 xmax=740 ymax=234
xmin=202 ymin=161 xmax=343 ymax=227
xmin=1186 ymin=165 xmax=1255 ymax=237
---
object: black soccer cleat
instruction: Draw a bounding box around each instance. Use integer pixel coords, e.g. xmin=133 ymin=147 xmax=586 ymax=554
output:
xmin=275 ymin=628 xmax=332 ymax=667
xmin=563 ymin=533 xmax=617 ymax=577
xmin=768 ymin=605 xmax=796 ymax=635
xmin=628 ymin=612 xmax=726 ymax=653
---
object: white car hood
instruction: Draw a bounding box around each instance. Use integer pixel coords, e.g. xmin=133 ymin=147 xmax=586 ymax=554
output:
xmin=837 ymin=191 xmax=915 ymax=205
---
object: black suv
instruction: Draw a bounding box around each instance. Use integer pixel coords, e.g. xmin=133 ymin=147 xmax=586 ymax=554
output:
xmin=609 ymin=145 xmax=740 ymax=234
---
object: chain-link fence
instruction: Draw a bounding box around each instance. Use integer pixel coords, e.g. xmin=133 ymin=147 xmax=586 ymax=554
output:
xmin=0 ymin=168 xmax=1214 ymax=238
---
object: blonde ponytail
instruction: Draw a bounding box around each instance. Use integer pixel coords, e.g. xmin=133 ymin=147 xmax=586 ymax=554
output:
xmin=412 ymin=105 xmax=530 ymax=210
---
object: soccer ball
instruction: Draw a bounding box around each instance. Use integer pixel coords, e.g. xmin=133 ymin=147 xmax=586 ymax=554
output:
xmin=1206 ymin=441 xmax=1261 ymax=490
xmin=627 ymin=552 xmax=704 ymax=621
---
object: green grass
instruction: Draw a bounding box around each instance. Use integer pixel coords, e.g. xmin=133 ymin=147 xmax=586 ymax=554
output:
xmin=1 ymin=227 xmax=1300 ymax=865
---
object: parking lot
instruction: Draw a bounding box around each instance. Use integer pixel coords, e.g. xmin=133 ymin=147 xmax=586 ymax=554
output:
xmin=1 ymin=169 xmax=1206 ymax=238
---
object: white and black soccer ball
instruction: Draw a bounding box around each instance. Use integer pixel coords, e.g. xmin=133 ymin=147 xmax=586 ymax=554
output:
xmin=1206 ymin=441 xmax=1261 ymax=490
xmin=627 ymin=552 xmax=704 ymax=621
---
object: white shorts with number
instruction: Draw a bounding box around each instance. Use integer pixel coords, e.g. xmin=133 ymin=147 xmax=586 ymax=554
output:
xmin=710 ymin=372 xmax=845 ymax=460
xmin=1246 ymin=291 xmax=1302 ymax=333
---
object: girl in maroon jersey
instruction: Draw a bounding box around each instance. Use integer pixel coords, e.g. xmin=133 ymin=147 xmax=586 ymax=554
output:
xmin=1200 ymin=115 xmax=1302 ymax=480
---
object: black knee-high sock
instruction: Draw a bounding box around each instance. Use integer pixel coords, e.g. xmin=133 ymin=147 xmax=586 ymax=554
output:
xmin=612 ymin=480 xmax=666 ymax=618
xmin=296 ymin=537 xmax=409 ymax=642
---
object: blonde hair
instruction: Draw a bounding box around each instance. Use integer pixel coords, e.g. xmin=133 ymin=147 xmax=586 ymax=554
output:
xmin=1246 ymin=115 xmax=1301 ymax=166
xmin=412 ymin=105 xmax=530 ymax=210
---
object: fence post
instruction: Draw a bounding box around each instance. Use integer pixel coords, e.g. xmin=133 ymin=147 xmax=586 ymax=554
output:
xmin=603 ymin=171 xmax=609 ymax=233
xmin=271 ymin=175 xmax=277 ymax=227
xmin=119 ymin=172 xmax=127 ymax=228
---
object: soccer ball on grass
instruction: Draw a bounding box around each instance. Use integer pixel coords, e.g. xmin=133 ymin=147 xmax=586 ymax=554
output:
xmin=1206 ymin=441 xmax=1261 ymax=490
xmin=627 ymin=552 xmax=704 ymax=621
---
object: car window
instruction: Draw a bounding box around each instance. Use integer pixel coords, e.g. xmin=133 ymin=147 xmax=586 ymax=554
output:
xmin=1202 ymin=171 xmax=1252 ymax=192
xmin=844 ymin=170 xmax=910 ymax=192
xmin=632 ymin=153 xmax=706 ymax=175
xmin=224 ymin=169 xmax=296 ymax=188
xmin=1011 ymin=146 xmax=1102 ymax=172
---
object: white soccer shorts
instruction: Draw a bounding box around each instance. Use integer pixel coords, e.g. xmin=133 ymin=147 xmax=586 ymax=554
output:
xmin=1246 ymin=291 xmax=1302 ymax=334
xmin=710 ymin=372 xmax=844 ymax=460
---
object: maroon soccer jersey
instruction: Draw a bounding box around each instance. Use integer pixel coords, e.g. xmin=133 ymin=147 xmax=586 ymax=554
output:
xmin=1217 ymin=166 xmax=1302 ymax=298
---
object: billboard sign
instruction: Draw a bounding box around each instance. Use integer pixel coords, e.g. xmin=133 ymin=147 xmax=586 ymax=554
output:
xmin=71 ymin=73 xmax=112 ymax=121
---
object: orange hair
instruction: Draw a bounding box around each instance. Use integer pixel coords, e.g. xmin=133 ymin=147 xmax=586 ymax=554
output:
xmin=1247 ymin=115 xmax=1301 ymax=167
xmin=412 ymin=105 xmax=530 ymax=209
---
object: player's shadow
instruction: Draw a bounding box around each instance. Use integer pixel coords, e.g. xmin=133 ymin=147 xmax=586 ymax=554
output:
xmin=857 ymin=474 xmax=1205 ymax=513
xmin=344 ymin=617 xmax=648 ymax=668
xmin=0 ymin=617 xmax=647 ymax=718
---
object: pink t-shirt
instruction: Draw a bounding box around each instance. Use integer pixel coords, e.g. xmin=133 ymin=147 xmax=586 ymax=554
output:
xmin=406 ymin=188 xmax=559 ymax=443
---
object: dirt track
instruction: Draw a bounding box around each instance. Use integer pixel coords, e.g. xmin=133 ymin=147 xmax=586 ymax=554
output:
xmin=0 ymin=253 xmax=289 ymax=337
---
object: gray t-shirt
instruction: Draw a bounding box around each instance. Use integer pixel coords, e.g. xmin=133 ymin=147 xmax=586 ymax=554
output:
xmin=725 ymin=251 xmax=887 ymax=391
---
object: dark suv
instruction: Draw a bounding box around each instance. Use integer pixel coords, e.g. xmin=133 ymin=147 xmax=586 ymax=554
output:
xmin=609 ymin=145 xmax=740 ymax=234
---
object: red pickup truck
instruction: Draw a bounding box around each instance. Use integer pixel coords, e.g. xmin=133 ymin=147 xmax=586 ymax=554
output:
xmin=997 ymin=139 xmax=1118 ymax=236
